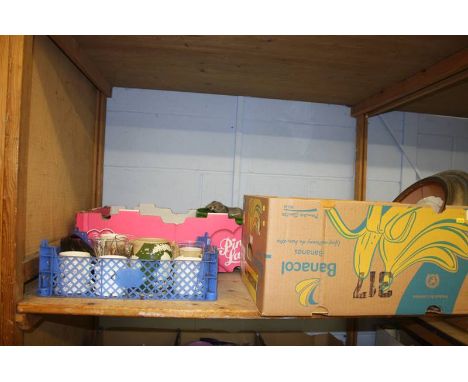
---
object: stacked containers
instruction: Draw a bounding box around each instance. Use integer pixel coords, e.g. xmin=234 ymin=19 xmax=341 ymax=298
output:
xmin=37 ymin=232 xmax=218 ymax=301
xmin=75 ymin=204 xmax=242 ymax=272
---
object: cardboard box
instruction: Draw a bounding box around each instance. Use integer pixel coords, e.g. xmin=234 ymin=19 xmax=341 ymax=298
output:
xmin=241 ymin=196 xmax=468 ymax=316
xmin=76 ymin=204 xmax=242 ymax=272
xmin=259 ymin=332 xmax=343 ymax=346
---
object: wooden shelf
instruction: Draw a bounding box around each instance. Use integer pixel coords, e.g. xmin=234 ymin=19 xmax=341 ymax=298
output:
xmin=18 ymin=271 xmax=464 ymax=322
xmin=17 ymin=272 xmax=268 ymax=319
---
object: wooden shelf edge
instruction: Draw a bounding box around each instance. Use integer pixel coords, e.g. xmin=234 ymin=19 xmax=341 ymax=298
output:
xmin=17 ymin=273 xmax=466 ymax=321
xmin=16 ymin=302 xmax=261 ymax=319
xmin=18 ymin=272 xmax=264 ymax=319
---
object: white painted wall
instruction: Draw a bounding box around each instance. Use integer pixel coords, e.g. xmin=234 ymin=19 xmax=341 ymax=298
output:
xmin=366 ymin=111 xmax=468 ymax=201
xmin=103 ymin=87 xmax=468 ymax=211
xmin=104 ymin=89 xmax=237 ymax=212
xmin=104 ymin=88 xmax=355 ymax=211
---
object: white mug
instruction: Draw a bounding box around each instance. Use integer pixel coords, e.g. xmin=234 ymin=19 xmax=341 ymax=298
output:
xmin=173 ymin=257 xmax=203 ymax=297
xmin=94 ymin=255 xmax=127 ymax=297
xmin=179 ymin=246 xmax=203 ymax=259
xmin=57 ymin=251 xmax=92 ymax=296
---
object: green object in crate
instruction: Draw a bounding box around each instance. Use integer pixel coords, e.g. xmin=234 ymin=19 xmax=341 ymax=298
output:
xmin=196 ymin=201 xmax=243 ymax=225
xmin=135 ymin=242 xmax=173 ymax=260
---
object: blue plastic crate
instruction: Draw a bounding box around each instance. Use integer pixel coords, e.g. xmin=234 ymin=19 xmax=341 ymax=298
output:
xmin=38 ymin=232 xmax=218 ymax=301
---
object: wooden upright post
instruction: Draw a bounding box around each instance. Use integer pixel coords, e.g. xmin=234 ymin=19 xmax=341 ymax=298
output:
xmin=0 ymin=36 xmax=33 ymax=345
xmin=346 ymin=113 xmax=368 ymax=346
xmin=354 ymin=114 xmax=368 ymax=201
xmin=92 ymin=91 xmax=107 ymax=208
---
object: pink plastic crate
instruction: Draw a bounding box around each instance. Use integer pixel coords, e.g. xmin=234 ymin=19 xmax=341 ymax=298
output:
xmin=75 ymin=206 xmax=242 ymax=272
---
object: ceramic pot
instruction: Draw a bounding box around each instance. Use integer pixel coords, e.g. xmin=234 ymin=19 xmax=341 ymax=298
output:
xmin=133 ymin=238 xmax=173 ymax=260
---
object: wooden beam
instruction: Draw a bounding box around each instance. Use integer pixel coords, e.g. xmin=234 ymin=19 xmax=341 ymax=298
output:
xmin=49 ymin=36 xmax=112 ymax=97
xmin=398 ymin=319 xmax=456 ymax=346
xmin=419 ymin=317 xmax=468 ymax=345
xmin=15 ymin=313 xmax=43 ymax=331
xmin=0 ymin=36 xmax=33 ymax=345
xmin=0 ymin=36 xmax=8 ymax=345
xmin=351 ymin=48 xmax=468 ymax=117
xmin=92 ymin=91 xmax=107 ymax=207
xmin=354 ymin=114 xmax=368 ymax=201
xmin=346 ymin=318 xmax=358 ymax=346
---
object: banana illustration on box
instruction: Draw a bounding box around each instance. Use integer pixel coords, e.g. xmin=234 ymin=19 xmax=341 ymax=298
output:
xmin=326 ymin=205 xmax=467 ymax=290
xmin=296 ymin=278 xmax=320 ymax=306
xmin=248 ymin=198 xmax=264 ymax=236
xmin=242 ymin=198 xmax=265 ymax=300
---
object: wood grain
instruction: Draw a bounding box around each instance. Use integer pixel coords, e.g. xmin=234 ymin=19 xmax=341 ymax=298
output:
xmin=17 ymin=272 xmax=464 ymax=321
xmin=15 ymin=313 xmax=43 ymax=331
xmin=0 ymin=37 xmax=8 ymax=308
xmin=350 ymin=113 xmax=369 ymax=345
xmin=345 ymin=319 xmax=358 ymax=346
xmin=18 ymin=273 xmax=264 ymax=319
xmin=1 ymin=36 xmax=101 ymax=345
xmin=49 ymin=36 xmax=112 ymax=97
xmin=401 ymin=79 xmax=468 ymax=118
xmin=353 ymin=114 xmax=368 ymax=201
xmin=22 ymin=36 xmax=98 ymax=260
xmin=0 ymin=36 xmax=33 ymax=345
xmin=92 ymin=91 xmax=107 ymax=207
xmin=75 ymin=35 xmax=468 ymax=117
xmin=0 ymin=35 xmax=9 ymax=346
xmin=22 ymin=254 xmax=38 ymax=283
xmin=444 ymin=316 xmax=468 ymax=332
xmin=419 ymin=317 xmax=468 ymax=345
xmin=352 ymin=48 xmax=468 ymax=117
xmin=398 ymin=318 xmax=460 ymax=345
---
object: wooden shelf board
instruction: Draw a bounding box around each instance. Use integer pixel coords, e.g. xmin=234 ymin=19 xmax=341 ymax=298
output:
xmin=17 ymin=271 xmax=466 ymax=322
xmin=18 ymin=272 xmax=267 ymax=319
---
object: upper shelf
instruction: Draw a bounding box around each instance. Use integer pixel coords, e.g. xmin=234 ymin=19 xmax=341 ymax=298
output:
xmin=67 ymin=36 xmax=468 ymax=118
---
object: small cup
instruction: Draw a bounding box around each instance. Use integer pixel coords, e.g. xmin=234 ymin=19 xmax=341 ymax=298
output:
xmin=57 ymin=251 xmax=92 ymax=296
xmin=177 ymin=242 xmax=204 ymax=259
xmin=91 ymin=234 xmax=129 ymax=258
xmin=99 ymin=233 xmax=121 ymax=240
xmin=173 ymin=256 xmax=203 ymax=297
xmin=94 ymin=255 xmax=127 ymax=297
xmin=179 ymin=246 xmax=203 ymax=259
xmin=133 ymin=238 xmax=173 ymax=260
xmin=173 ymin=242 xmax=205 ymax=297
